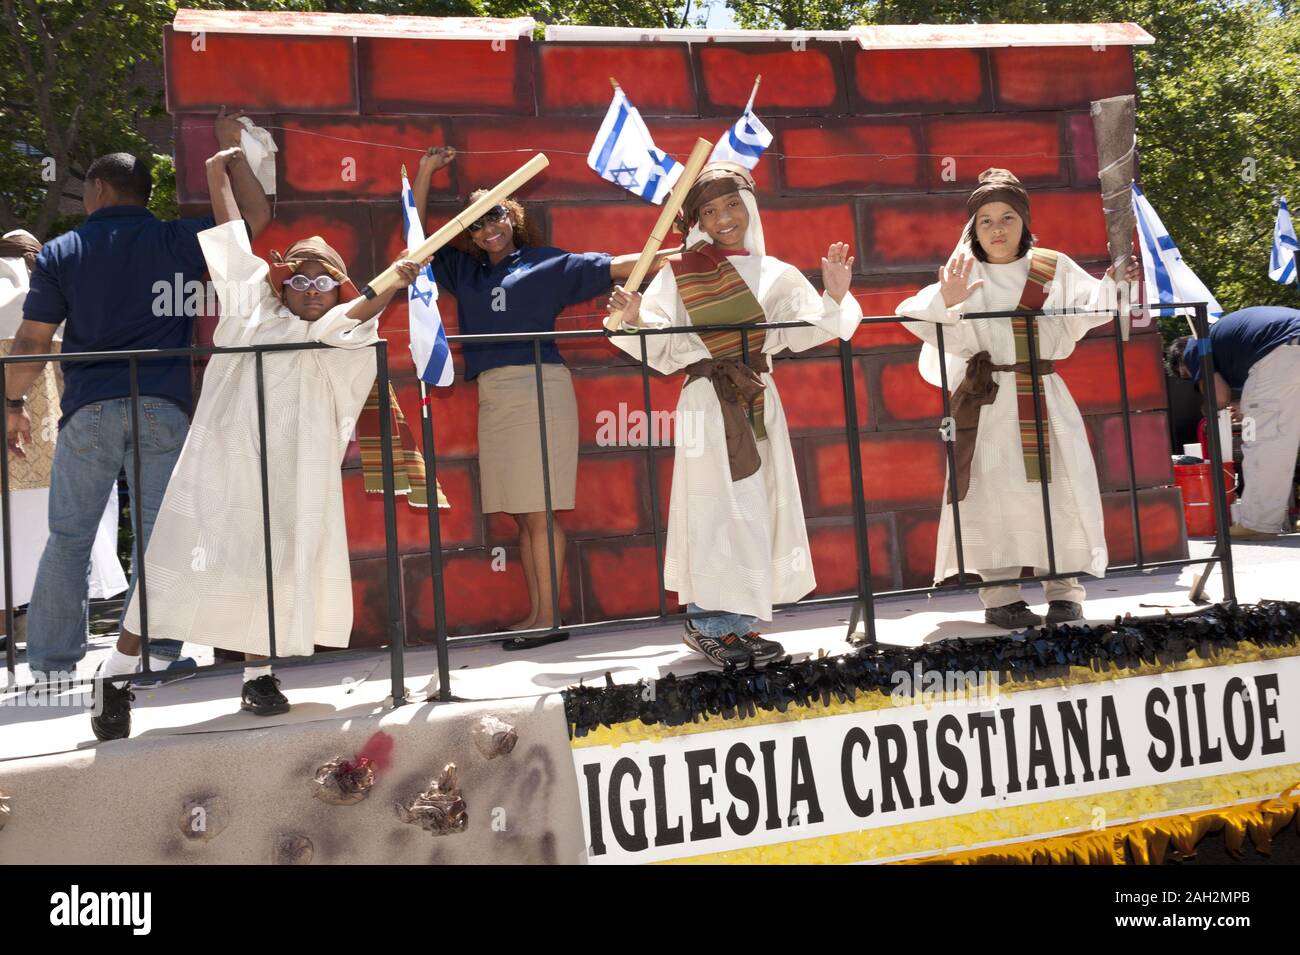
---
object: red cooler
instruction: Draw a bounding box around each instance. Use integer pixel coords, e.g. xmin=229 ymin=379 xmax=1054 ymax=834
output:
xmin=1173 ymin=462 xmax=1236 ymax=537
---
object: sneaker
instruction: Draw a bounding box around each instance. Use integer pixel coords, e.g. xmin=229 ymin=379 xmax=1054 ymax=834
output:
xmin=733 ymin=631 xmax=785 ymax=667
xmin=241 ymin=674 xmax=290 ymax=716
xmin=683 ymin=620 xmax=751 ymax=670
xmin=984 ymin=600 xmax=1043 ymax=630
xmin=90 ymin=664 xmax=134 ymax=742
xmin=1045 ymin=600 xmax=1084 ymax=625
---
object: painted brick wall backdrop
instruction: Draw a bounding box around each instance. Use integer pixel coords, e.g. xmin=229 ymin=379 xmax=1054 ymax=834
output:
xmin=164 ymin=16 xmax=1186 ymax=644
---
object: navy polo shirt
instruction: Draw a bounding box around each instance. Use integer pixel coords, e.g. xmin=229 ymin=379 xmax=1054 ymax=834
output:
xmin=1185 ymin=306 xmax=1300 ymax=389
xmin=22 ymin=205 xmax=216 ymax=426
xmin=432 ymin=244 xmax=612 ymax=381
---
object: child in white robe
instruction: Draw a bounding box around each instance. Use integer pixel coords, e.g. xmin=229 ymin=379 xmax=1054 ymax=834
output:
xmin=606 ymin=162 xmax=861 ymax=670
xmin=91 ymin=146 xmax=424 ymax=740
xmin=896 ymin=168 xmax=1139 ymax=631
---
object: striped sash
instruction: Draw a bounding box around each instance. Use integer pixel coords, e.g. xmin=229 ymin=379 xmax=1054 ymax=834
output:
xmin=358 ymin=380 xmax=450 ymax=509
xmin=1011 ymin=247 xmax=1059 ymax=484
xmin=672 ymin=241 xmax=769 ymax=439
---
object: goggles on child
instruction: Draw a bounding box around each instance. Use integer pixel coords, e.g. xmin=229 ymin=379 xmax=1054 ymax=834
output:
xmin=467 ymin=205 xmax=509 ymax=234
xmin=282 ymin=274 xmax=342 ymax=293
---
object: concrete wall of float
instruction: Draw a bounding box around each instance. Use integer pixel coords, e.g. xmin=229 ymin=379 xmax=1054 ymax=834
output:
xmin=0 ymin=696 xmax=583 ymax=864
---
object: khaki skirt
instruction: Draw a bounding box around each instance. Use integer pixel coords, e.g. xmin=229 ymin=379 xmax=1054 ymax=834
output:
xmin=476 ymin=363 xmax=578 ymax=514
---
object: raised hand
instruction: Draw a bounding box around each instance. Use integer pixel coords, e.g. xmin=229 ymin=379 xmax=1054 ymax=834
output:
xmin=214 ymin=105 xmax=246 ymax=150
xmin=821 ymin=241 xmax=854 ymax=303
xmin=206 ymin=146 xmax=245 ymax=171
xmin=607 ymin=285 xmax=642 ymax=327
xmin=938 ymin=253 xmax=985 ymax=307
xmin=417 ymin=146 xmax=456 ymax=176
xmin=392 ymin=253 xmax=432 ymax=289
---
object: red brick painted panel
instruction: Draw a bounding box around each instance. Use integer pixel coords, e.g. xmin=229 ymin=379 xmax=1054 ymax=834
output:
xmin=165 ymin=27 xmax=358 ymax=114
xmin=250 ymin=202 xmax=375 ymax=283
xmin=173 ymin=113 xmax=270 ymax=204
xmin=761 ymin=201 xmax=860 ymax=274
xmin=780 ymin=120 xmax=923 ymax=194
xmin=1102 ymin=487 xmax=1188 ymax=565
xmin=806 ymin=516 xmax=898 ymax=595
xmin=857 ymin=194 xmax=970 ymax=271
xmin=1067 ymin=112 xmax=1100 ymax=186
xmin=578 ymin=537 xmax=681 ymax=620
xmin=560 ymin=451 xmax=651 ymax=539
xmin=342 ymin=461 xmax=480 ymax=561
xmin=869 ymin=354 xmax=946 ymax=430
xmin=276 ymin=117 xmax=451 ymax=201
xmin=573 ymin=367 xmax=683 ymax=449
xmin=403 ymin=546 xmax=581 ymax=638
xmin=538 ymin=43 xmax=697 ymax=115
xmin=771 ymin=356 xmax=868 ymax=436
xmin=547 ymin=202 xmax=665 ymax=260
xmin=556 ymin=309 xmax=636 ymax=369
xmin=806 ymin=432 xmax=948 ymax=515
xmin=924 ymin=115 xmax=1067 ymax=189
xmin=850 ymin=48 xmax=990 ymax=114
xmin=348 ymin=556 xmax=393 ymax=648
xmin=1091 ymin=411 xmax=1175 ymax=491
xmin=991 ymin=46 xmax=1137 ymax=110
xmin=451 ymin=118 xmax=625 ymax=201
xmin=1056 ymin=335 xmax=1167 ymax=415
xmin=422 ymin=379 xmax=480 ymax=459
xmin=1030 ymin=191 xmax=1111 ymax=262
xmin=695 ymin=42 xmax=847 ymax=116
xmin=357 ymin=37 xmax=534 ymax=114
xmin=895 ymin=508 xmax=941 ymax=589
xmin=847 ymin=277 xmax=933 ymax=353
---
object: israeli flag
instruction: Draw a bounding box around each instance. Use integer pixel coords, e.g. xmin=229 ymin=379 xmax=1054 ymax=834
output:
xmin=710 ymin=104 xmax=772 ymax=170
xmin=587 ymin=87 xmax=682 ymax=205
xmin=401 ymin=171 xmax=453 ymax=387
xmin=1132 ymin=184 xmax=1224 ymax=320
xmin=1269 ymin=197 xmax=1297 ymax=284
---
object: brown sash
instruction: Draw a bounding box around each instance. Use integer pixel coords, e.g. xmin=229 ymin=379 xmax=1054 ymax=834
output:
xmin=684 ymin=356 xmax=769 ymax=482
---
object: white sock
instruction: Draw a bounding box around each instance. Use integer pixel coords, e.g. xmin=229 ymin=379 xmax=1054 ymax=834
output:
xmin=244 ymin=665 xmax=273 ymax=682
xmin=103 ymin=648 xmax=141 ymax=678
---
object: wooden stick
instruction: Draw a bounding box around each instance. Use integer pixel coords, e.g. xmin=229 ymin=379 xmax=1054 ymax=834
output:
xmin=362 ymin=153 xmax=550 ymax=299
xmin=605 ymin=137 xmax=714 ymax=331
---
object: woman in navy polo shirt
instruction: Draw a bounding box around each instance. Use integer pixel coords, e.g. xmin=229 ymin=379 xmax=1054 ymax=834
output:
xmin=415 ymin=147 xmax=668 ymax=640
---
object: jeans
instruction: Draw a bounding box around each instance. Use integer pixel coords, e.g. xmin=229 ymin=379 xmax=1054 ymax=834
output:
xmin=977 ymin=568 xmax=1086 ymax=609
xmin=687 ymin=603 xmax=757 ymax=639
xmin=25 ymin=397 xmax=188 ymax=675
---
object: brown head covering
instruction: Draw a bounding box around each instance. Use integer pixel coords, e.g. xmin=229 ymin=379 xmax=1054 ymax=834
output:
xmin=0 ymin=230 xmax=42 ymax=273
xmin=677 ymin=161 xmax=756 ymax=233
xmin=966 ymin=168 xmax=1031 ymax=227
xmin=267 ymin=235 xmax=360 ymax=302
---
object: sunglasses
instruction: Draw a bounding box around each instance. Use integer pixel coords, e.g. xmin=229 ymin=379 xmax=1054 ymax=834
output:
xmin=467 ymin=205 xmax=509 ymax=234
xmin=283 ymin=274 xmax=342 ymax=293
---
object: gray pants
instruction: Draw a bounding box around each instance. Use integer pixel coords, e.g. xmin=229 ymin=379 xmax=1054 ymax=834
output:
xmin=1234 ymin=341 xmax=1300 ymax=533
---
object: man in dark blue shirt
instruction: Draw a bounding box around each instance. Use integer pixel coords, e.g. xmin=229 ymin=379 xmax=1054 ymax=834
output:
xmin=1169 ymin=306 xmax=1300 ymax=539
xmin=4 ymin=112 xmax=270 ymax=681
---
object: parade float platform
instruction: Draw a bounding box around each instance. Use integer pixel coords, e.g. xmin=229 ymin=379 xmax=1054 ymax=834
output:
xmin=1 ymin=537 xmax=1296 ymax=864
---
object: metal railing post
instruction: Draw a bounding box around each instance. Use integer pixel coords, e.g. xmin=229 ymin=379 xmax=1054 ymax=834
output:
xmin=1022 ymin=314 xmax=1058 ymax=578
xmin=0 ymin=360 xmax=15 ymax=677
xmin=418 ymin=380 xmax=452 ymax=703
xmin=838 ymin=338 xmax=876 ymax=644
xmin=1111 ymin=308 xmax=1145 ymax=568
xmin=1195 ymin=303 xmax=1237 ymax=604
xmin=375 ymin=343 xmax=408 ymax=705
xmin=639 ymin=338 xmax=668 ymax=618
xmin=128 ymin=356 xmax=152 ymax=674
xmin=933 ymin=323 xmax=968 ymax=586
xmin=253 ymin=350 xmax=278 ymax=662
xmin=533 ymin=340 xmax=563 ymax=637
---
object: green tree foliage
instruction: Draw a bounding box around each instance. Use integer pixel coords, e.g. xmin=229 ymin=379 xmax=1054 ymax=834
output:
xmin=728 ymin=0 xmax=1300 ymax=319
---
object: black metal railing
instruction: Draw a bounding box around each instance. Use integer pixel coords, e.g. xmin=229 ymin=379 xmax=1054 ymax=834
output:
xmin=0 ymin=299 xmax=1234 ymax=712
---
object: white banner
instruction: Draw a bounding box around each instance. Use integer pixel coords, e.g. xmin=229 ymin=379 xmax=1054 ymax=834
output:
xmin=573 ymin=657 xmax=1300 ymax=864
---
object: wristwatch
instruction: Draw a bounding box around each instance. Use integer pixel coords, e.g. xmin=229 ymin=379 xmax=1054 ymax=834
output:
xmin=5 ymin=397 xmax=25 ymax=410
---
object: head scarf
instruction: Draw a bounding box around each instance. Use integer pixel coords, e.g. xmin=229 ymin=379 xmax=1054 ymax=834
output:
xmin=679 ymin=161 xmax=766 ymax=256
xmin=267 ymin=235 xmax=360 ymax=302
xmin=966 ymin=167 xmax=1031 ymax=228
xmin=0 ymin=230 xmax=41 ymax=274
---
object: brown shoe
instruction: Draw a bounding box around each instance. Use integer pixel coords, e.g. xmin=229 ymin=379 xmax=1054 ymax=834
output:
xmin=1230 ymin=525 xmax=1277 ymax=541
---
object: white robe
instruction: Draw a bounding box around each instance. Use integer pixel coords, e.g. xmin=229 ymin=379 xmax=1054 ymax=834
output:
xmin=896 ymin=251 xmax=1116 ymax=583
xmin=123 ymin=220 xmax=379 ymax=656
xmin=612 ymin=253 xmax=861 ymax=621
